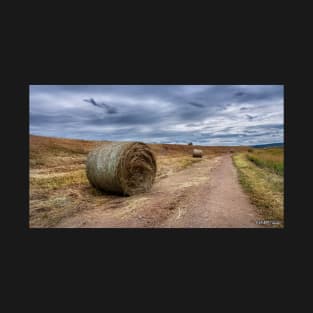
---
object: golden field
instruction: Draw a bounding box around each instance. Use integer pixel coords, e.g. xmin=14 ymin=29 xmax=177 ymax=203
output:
xmin=29 ymin=135 xmax=249 ymax=227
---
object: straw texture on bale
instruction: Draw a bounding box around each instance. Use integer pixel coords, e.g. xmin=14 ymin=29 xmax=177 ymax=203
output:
xmin=192 ymin=149 xmax=203 ymax=158
xmin=86 ymin=142 xmax=157 ymax=196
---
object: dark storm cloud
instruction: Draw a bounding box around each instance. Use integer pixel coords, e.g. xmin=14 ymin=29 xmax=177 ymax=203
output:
xmin=234 ymin=92 xmax=246 ymax=97
xmin=29 ymin=85 xmax=284 ymax=145
xmin=83 ymin=98 xmax=118 ymax=114
xmin=223 ymin=103 xmax=231 ymax=109
xmin=188 ymin=101 xmax=205 ymax=108
xmin=86 ymin=113 xmax=160 ymax=126
xmin=245 ymin=123 xmax=283 ymax=130
xmin=231 ymin=86 xmax=282 ymax=102
xmin=30 ymin=113 xmax=80 ymax=125
xmin=246 ymin=114 xmax=256 ymax=121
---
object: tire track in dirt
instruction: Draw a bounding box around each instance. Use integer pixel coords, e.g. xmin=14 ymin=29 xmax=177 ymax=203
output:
xmin=159 ymin=154 xmax=264 ymax=228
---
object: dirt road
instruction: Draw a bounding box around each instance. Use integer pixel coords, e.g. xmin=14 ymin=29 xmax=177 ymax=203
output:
xmin=56 ymin=154 xmax=263 ymax=228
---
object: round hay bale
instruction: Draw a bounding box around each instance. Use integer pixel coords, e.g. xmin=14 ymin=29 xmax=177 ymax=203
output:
xmin=86 ymin=142 xmax=157 ymax=196
xmin=192 ymin=149 xmax=203 ymax=158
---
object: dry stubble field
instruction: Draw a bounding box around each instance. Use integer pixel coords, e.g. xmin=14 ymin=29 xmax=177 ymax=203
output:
xmin=30 ymin=135 xmax=248 ymax=227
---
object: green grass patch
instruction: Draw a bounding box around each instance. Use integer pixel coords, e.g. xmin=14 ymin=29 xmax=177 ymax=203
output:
xmin=246 ymin=148 xmax=284 ymax=176
xmin=247 ymin=154 xmax=283 ymax=175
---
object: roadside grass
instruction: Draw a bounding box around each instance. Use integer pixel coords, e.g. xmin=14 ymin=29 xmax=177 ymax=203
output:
xmin=246 ymin=148 xmax=283 ymax=176
xmin=233 ymin=152 xmax=284 ymax=227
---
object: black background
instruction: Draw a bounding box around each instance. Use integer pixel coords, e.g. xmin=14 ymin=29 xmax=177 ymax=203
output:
xmin=3 ymin=4 xmax=310 ymax=310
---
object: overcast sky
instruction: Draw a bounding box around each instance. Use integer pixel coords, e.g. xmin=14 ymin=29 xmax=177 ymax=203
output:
xmin=29 ymin=85 xmax=284 ymax=146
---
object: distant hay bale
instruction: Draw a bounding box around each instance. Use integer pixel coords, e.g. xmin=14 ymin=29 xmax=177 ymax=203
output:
xmin=86 ymin=142 xmax=157 ymax=196
xmin=192 ymin=149 xmax=203 ymax=158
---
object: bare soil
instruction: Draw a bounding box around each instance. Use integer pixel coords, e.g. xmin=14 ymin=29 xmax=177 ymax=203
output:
xmin=56 ymin=154 xmax=263 ymax=228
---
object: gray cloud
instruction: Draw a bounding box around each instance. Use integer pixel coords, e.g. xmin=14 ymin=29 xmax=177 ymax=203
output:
xmin=246 ymin=114 xmax=256 ymax=121
xmin=234 ymin=92 xmax=246 ymax=97
xmin=29 ymin=85 xmax=284 ymax=145
xmin=83 ymin=98 xmax=118 ymax=114
xmin=188 ymin=101 xmax=205 ymax=108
